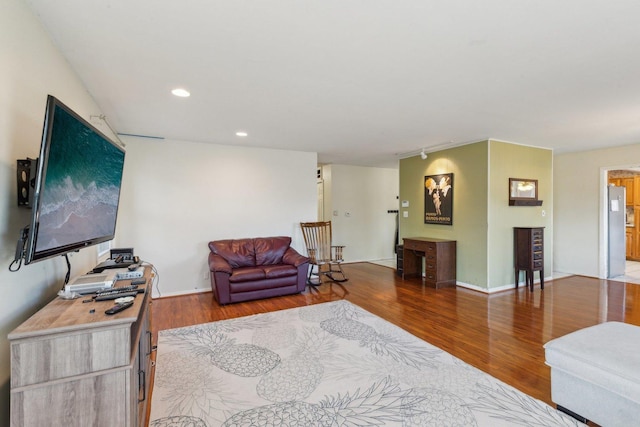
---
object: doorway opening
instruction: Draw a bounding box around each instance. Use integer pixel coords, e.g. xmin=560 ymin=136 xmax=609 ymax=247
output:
xmin=605 ymin=168 xmax=640 ymax=284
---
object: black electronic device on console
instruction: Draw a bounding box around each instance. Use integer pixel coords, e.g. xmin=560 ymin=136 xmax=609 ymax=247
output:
xmin=105 ymin=300 xmax=134 ymax=315
xmin=92 ymin=249 xmax=139 ymax=273
xmin=94 ymin=286 xmax=143 ymax=301
xmin=92 ymin=259 xmax=129 ymax=272
xmin=110 ymin=248 xmax=134 ymax=262
xmin=95 ymin=290 xmax=139 ymax=301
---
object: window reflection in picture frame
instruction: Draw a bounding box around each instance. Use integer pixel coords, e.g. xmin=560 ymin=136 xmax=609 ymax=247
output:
xmin=509 ymin=178 xmax=542 ymax=206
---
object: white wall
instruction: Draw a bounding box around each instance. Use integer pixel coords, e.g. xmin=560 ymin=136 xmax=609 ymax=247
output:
xmin=320 ymin=164 xmax=399 ymax=262
xmin=117 ymin=137 xmax=317 ymax=297
xmin=554 ymin=143 xmax=640 ymax=277
xmin=0 ymin=0 xmax=112 ymax=422
xmin=0 ymin=0 xmax=317 ymax=419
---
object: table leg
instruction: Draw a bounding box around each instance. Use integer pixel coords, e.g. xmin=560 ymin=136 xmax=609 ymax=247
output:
xmin=402 ymin=248 xmax=420 ymax=279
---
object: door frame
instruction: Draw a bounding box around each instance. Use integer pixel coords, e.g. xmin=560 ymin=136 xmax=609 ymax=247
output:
xmin=600 ymin=165 xmax=640 ymax=279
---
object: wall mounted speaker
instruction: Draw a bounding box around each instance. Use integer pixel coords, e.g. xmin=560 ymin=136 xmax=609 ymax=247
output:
xmin=17 ymin=158 xmax=37 ymax=207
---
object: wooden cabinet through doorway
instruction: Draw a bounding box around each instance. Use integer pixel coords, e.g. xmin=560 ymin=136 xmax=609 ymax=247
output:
xmin=623 ymin=177 xmax=635 ymax=205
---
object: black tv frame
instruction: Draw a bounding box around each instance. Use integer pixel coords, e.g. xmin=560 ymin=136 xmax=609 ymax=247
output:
xmin=19 ymin=95 xmax=126 ymax=266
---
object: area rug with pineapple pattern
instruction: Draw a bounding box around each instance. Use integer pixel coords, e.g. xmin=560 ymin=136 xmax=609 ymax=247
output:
xmin=149 ymin=300 xmax=583 ymax=426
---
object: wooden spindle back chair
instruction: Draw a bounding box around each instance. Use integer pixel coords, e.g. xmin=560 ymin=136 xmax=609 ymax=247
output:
xmin=300 ymin=221 xmax=348 ymax=285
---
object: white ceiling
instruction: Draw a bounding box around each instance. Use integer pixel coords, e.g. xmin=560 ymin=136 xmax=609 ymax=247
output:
xmin=25 ymin=0 xmax=640 ymax=168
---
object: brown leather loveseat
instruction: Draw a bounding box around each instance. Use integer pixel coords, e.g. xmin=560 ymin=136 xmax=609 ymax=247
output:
xmin=208 ymin=236 xmax=309 ymax=304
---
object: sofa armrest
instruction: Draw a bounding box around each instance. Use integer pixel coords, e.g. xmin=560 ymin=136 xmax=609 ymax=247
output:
xmin=209 ymin=253 xmax=233 ymax=274
xmin=283 ymin=247 xmax=310 ymax=267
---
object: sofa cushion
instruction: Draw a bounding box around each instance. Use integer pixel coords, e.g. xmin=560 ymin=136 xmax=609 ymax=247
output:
xmin=263 ymin=264 xmax=297 ymax=279
xmin=229 ymin=267 xmax=265 ymax=283
xmin=229 ymin=276 xmax=297 ymax=294
xmin=254 ymin=236 xmax=291 ymax=266
xmin=209 ymin=239 xmax=255 ymax=268
xmin=544 ymin=322 xmax=640 ymax=426
xmin=544 ymin=322 xmax=640 ymax=398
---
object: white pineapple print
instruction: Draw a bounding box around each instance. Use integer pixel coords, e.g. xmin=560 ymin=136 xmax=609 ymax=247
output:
xmin=223 ymin=377 xmax=425 ymax=426
xmin=161 ymin=323 xmax=281 ymax=377
xmin=320 ymin=316 xmax=440 ymax=369
xmin=255 ymin=326 xmax=337 ymax=402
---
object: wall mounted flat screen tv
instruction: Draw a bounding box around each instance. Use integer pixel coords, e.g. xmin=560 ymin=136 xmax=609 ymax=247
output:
xmin=24 ymin=95 xmax=125 ymax=264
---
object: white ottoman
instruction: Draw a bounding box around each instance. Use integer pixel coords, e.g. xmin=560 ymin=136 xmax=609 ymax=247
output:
xmin=544 ymin=322 xmax=640 ymax=427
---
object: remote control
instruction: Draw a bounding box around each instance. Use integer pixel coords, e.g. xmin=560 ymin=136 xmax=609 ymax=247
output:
xmin=131 ymin=278 xmax=146 ymax=285
xmin=94 ymin=289 xmax=140 ymax=301
xmin=105 ymin=300 xmax=134 ymax=315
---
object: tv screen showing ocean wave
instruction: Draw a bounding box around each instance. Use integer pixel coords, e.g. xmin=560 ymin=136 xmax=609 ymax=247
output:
xmin=34 ymin=103 xmax=124 ymax=254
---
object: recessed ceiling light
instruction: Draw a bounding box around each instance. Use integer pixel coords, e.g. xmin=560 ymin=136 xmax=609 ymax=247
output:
xmin=236 ymin=131 xmax=248 ymax=137
xmin=171 ymin=88 xmax=190 ymax=97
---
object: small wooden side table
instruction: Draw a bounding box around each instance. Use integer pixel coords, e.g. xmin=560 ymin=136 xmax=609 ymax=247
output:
xmin=514 ymin=227 xmax=544 ymax=291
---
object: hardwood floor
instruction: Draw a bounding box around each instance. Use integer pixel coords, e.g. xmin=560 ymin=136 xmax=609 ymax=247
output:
xmin=150 ymin=262 xmax=640 ymax=412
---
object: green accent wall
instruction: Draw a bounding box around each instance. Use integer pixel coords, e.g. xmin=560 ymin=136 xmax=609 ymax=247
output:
xmin=399 ymin=142 xmax=489 ymax=288
xmin=399 ymin=140 xmax=552 ymax=291
xmin=488 ymin=141 xmax=553 ymax=290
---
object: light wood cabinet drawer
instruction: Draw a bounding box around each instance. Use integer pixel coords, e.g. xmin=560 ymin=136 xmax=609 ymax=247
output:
xmin=11 ymin=327 xmax=130 ymax=387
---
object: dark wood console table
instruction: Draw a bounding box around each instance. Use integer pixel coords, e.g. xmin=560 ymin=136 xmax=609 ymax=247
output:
xmin=402 ymin=237 xmax=457 ymax=288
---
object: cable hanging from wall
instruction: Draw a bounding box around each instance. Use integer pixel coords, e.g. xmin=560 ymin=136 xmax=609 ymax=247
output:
xmin=90 ymin=114 xmax=126 ymax=148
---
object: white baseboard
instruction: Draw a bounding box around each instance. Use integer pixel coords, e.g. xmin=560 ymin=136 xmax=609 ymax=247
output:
xmin=456 ymin=274 xmax=554 ymax=294
xmin=152 ymin=287 xmax=210 ymax=299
